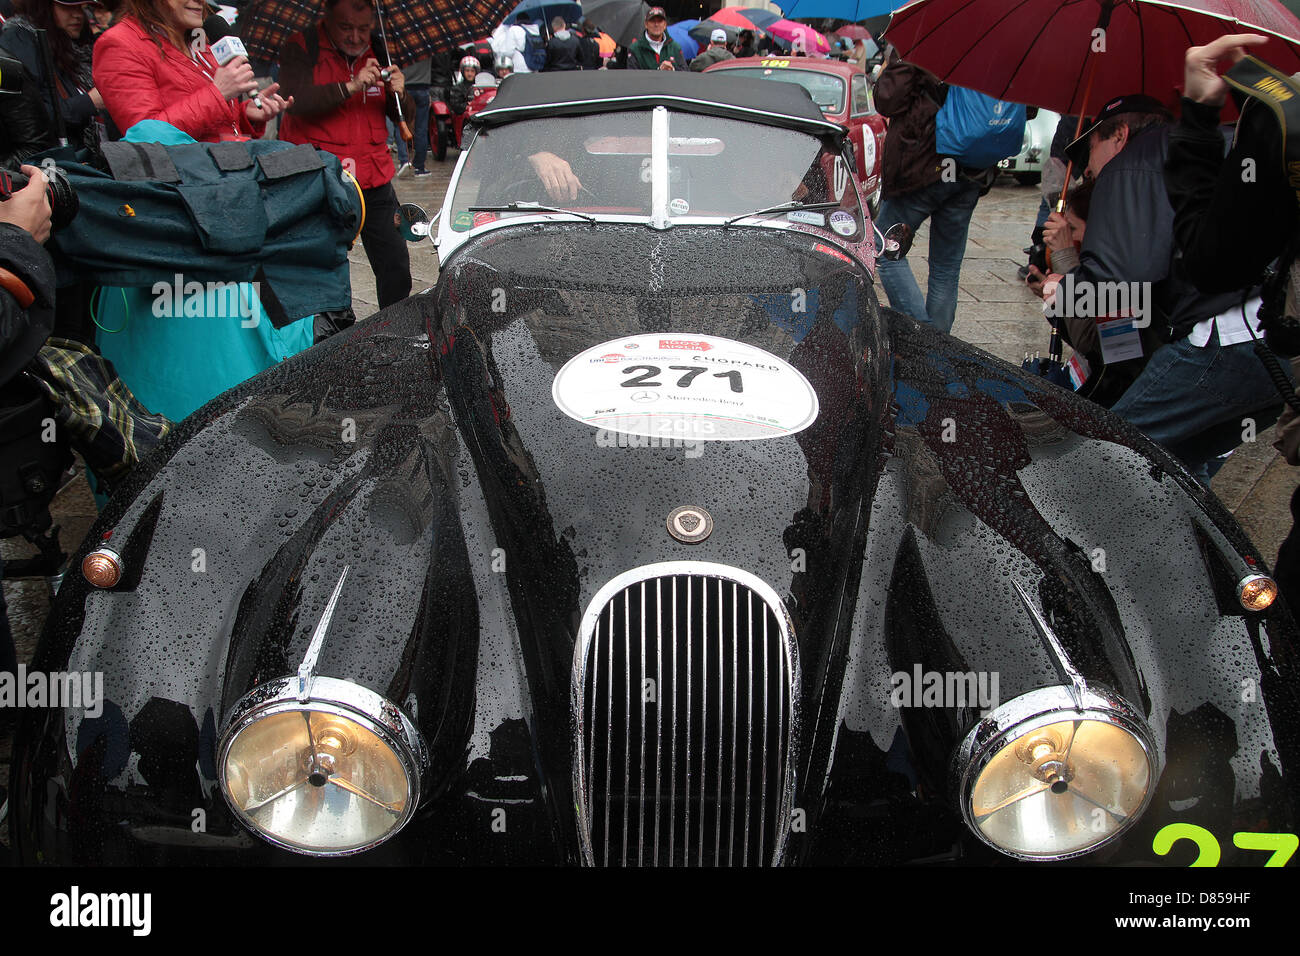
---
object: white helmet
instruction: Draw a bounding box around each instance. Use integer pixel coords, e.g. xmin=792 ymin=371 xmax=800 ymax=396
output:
xmin=474 ymin=73 xmax=498 ymax=89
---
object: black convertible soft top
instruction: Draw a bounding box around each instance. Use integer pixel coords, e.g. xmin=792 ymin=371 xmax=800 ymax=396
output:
xmin=471 ymin=70 xmax=846 ymax=140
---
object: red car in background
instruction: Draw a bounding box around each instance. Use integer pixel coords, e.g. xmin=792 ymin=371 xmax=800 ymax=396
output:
xmin=704 ymin=56 xmax=886 ymax=212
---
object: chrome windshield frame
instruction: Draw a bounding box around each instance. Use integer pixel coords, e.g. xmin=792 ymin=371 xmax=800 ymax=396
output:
xmin=436 ymin=107 xmax=868 ymax=261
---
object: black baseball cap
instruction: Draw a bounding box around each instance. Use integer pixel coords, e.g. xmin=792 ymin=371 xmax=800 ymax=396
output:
xmin=1065 ymin=93 xmax=1169 ymax=168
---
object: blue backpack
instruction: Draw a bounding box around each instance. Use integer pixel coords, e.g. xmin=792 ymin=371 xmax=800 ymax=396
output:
xmin=935 ymin=86 xmax=1026 ymax=169
xmin=522 ymin=30 xmax=548 ymax=71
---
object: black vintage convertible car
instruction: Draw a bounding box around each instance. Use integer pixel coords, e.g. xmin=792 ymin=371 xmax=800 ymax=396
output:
xmin=8 ymin=72 xmax=1299 ymax=866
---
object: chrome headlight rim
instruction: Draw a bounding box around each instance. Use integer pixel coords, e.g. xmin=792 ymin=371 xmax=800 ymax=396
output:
xmin=953 ymin=685 xmax=1159 ymax=862
xmin=217 ymin=675 xmax=428 ymax=857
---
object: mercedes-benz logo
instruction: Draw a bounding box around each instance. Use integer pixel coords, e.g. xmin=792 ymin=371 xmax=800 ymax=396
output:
xmin=667 ymin=505 xmax=713 ymax=544
xmin=630 ymin=391 xmax=659 ymax=403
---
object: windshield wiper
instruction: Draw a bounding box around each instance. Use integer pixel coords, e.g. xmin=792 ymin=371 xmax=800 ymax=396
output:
xmin=469 ymin=202 xmax=596 ymax=223
xmin=723 ymin=200 xmax=843 ymax=229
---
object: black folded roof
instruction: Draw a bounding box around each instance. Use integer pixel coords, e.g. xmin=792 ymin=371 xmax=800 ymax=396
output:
xmin=472 ymin=70 xmax=845 ymax=140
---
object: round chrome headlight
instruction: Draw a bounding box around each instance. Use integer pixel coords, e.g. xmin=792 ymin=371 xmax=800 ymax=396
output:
xmin=218 ymin=676 xmax=427 ymax=856
xmin=954 ymin=686 xmax=1158 ymax=861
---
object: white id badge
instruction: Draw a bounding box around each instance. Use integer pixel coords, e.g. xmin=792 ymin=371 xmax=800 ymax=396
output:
xmin=1097 ymin=317 xmax=1144 ymax=363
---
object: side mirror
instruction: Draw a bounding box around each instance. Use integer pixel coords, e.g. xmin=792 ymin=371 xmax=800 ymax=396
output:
xmin=880 ymin=221 xmax=913 ymax=261
xmin=397 ymin=202 xmax=433 ymax=242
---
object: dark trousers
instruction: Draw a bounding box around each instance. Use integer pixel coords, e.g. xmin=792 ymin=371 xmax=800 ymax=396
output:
xmin=409 ymin=85 xmax=431 ymax=171
xmin=360 ymin=181 xmax=412 ymax=310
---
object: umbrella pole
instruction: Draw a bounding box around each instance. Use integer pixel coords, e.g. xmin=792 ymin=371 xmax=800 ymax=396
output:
xmin=375 ymin=0 xmax=413 ymax=149
xmin=1057 ymin=1 xmax=1116 ymax=213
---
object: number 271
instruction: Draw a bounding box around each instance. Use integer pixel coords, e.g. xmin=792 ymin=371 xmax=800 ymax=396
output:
xmin=622 ymin=364 xmax=743 ymax=393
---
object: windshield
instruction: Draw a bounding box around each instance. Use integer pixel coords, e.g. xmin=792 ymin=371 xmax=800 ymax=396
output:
xmin=446 ymin=109 xmax=863 ymax=239
xmin=719 ymin=67 xmax=846 ymax=114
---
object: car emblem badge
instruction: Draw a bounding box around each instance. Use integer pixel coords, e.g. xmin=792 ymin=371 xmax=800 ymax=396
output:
xmin=668 ymin=505 xmax=713 ymax=544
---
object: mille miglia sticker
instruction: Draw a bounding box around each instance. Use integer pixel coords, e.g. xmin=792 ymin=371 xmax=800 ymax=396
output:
xmin=552 ymin=333 xmax=819 ymax=441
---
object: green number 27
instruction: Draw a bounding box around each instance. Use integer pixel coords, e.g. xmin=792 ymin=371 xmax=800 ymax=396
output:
xmin=1153 ymin=823 xmax=1298 ymax=867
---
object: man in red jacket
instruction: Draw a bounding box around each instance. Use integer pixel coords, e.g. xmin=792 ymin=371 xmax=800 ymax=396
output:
xmin=279 ymin=0 xmax=414 ymax=313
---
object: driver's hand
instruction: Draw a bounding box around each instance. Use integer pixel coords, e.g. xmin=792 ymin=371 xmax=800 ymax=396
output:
xmin=527 ymin=151 xmax=582 ymax=202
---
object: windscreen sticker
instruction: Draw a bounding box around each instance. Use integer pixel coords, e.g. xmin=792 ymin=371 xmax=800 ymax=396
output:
xmin=787 ymin=209 xmax=826 ymax=226
xmin=552 ymin=333 xmax=819 ymax=441
xmin=829 ymin=210 xmax=856 ymax=236
xmin=669 ymin=197 xmax=690 ymax=215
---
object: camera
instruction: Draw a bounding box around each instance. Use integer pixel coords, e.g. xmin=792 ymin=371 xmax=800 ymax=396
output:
xmin=0 ymin=164 xmax=79 ymax=232
xmin=1023 ymin=224 xmax=1048 ymax=275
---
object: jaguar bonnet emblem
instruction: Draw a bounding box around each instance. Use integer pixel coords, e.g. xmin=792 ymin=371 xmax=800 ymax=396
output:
xmin=667 ymin=506 xmax=713 ymax=544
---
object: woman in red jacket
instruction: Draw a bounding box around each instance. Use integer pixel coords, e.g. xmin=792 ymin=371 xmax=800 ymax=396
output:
xmin=93 ymin=0 xmax=291 ymax=141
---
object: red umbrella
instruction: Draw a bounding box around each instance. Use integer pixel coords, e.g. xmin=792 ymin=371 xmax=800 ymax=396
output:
xmin=835 ymin=24 xmax=875 ymax=39
xmin=885 ymin=0 xmax=1300 ymax=116
xmin=707 ymin=7 xmax=769 ymax=31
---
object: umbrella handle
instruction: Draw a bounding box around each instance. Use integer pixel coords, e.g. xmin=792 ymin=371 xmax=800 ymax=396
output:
xmin=1047 ymin=48 xmax=1102 ymax=270
xmin=399 ymin=119 xmax=413 ymax=149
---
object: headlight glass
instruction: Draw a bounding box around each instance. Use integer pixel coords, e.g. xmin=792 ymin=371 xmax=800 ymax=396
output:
xmin=957 ymin=687 xmax=1157 ymax=860
xmin=220 ymin=678 xmax=424 ymax=856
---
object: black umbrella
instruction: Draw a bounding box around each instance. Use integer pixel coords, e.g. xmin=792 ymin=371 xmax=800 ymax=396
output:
xmin=1021 ymin=324 xmax=1074 ymax=388
xmin=583 ymin=0 xmax=649 ymax=48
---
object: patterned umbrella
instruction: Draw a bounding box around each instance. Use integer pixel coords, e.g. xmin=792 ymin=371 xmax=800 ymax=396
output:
xmin=239 ymin=0 xmax=517 ymax=66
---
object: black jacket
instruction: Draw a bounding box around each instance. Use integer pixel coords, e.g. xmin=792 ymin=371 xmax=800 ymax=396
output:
xmin=1165 ymin=96 xmax=1296 ymax=295
xmin=0 ymin=222 xmax=54 ymax=390
xmin=1070 ymin=123 xmax=1242 ymax=342
xmin=874 ymin=58 xmax=944 ymax=198
xmin=0 ymin=17 xmax=97 ymax=159
xmin=543 ymin=31 xmax=582 ymax=71
xmin=576 ymin=29 xmax=600 ymax=69
xmin=449 ymin=76 xmax=476 ymax=114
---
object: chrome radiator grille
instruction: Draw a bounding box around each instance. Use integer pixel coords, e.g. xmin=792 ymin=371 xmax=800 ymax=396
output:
xmin=573 ymin=563 xmax=798 ymax=866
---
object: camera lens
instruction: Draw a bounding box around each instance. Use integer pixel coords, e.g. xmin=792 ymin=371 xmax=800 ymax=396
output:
xmin=4 ymin=167 xmax=79 ymax=232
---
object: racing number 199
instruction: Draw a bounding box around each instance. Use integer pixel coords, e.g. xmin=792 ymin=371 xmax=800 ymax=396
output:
xmin=622 ymin=364 xmax=744 ymax=393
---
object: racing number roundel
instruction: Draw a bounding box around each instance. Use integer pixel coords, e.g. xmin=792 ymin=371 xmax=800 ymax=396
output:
xmin=832 ymin=157 xmax=850 ymax=201
xmin=861 ymin=127 xmax=876 ymax=184
xmin=552 ymin=334 xmax=820 ymax=441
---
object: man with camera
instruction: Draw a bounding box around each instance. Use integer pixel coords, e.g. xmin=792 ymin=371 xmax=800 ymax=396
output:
xmin=1163 ymin=33 xmax=1300 ymax=596
xmin=278 ymin=0 xmax=414 ymax=316
xmin=1084 ymin=38 xmax=1293 ymax=488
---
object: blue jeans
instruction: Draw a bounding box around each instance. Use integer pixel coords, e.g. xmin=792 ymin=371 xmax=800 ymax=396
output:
xmin=388 ymin=118 xmax=408 ymax=165
xmin=1110 ymin=335 xmax=1291 ymax=485
xmin=874 ymin=178 xmax=982 ymax=334
xmin=409 ymin=85 xmax=430 ymax=171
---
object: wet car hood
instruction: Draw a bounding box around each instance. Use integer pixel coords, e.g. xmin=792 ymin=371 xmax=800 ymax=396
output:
xmin=14 ymin=222 xmax=1300 ymax=865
